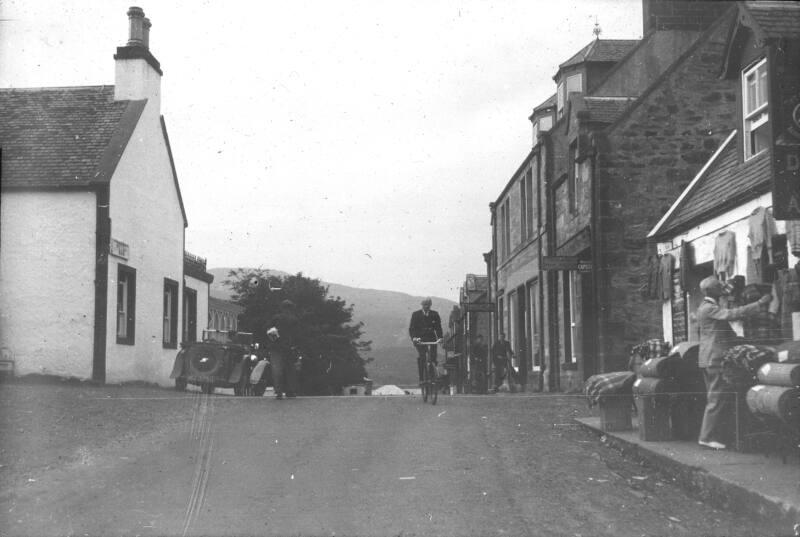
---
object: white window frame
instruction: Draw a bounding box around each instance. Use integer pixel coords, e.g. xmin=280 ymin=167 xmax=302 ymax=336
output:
xmin=118 ymin=276 xmax=129 ymax=339
xmin=568 ymin=272 xmax=579 ymax=365
xmin=742 ymin=58 xmax=769 ymax=161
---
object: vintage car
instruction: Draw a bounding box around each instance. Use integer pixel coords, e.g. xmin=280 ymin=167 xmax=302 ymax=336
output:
xmin=170 ymin=330 xmax=272 ymax=395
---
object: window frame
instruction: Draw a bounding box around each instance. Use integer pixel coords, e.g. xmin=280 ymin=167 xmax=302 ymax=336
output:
xmin=163 ymin=278 xmax=179 ymax=349
xmin=116 ymin=265 xmax=136 ymax=345
xmin=742 ymin=57 xmax=769 ymax=161
xmin=183 ymin=286 xmax=198 ymax=343
xmin=568 ymin=143 xmax=579 ymax=214
xmin=520 ymin=176 xmax=528 ymax=242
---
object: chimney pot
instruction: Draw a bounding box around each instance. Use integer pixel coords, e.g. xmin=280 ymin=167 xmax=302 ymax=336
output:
xmin=143 ymin=17 xmax=151 ymax=49
xmin=126 ymin=6 xmax=146 ymax=48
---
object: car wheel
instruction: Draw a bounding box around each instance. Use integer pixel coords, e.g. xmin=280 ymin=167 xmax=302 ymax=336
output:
xmin=201 ymin=383 xmax=214 ymax=395
xmin=175 ymin=378 xmax=187 ymax=392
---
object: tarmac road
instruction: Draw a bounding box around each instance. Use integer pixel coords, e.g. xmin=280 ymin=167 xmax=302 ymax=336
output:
xmin=1 ymin=387 xmax=792 ymax=537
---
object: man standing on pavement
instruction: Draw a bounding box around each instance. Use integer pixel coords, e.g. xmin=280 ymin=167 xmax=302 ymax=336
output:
xmin=492 ymin=333 xmax=513 ymax=392
xmin=471 ymin=334 xmax=488 ymax=394
xmin=409 ymin=298 xmax=444 ymax=384
xmin=696 ymin=276 xmax=770 ymax=449
xmin=268 ymin=299 xmax=301 ymax=400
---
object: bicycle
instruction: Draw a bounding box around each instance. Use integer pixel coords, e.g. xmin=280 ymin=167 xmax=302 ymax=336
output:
xmin=416 ymin=340 xmax=440 ymax=405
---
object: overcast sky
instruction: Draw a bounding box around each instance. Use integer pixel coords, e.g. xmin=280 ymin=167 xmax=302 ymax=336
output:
xmin=1 ymin=0 xmax=642 ymax=300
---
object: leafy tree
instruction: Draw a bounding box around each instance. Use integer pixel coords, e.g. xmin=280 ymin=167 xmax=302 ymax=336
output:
xmin=225 ymin=269 xmax=372 ymax=395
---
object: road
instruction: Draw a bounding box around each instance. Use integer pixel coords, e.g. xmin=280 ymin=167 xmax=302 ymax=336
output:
xmin=1 ymin=388 xmax=790 ymax=536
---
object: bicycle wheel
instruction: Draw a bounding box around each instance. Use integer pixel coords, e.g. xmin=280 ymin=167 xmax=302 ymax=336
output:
xmin=429 ymin=362 xmax=438 ymax=405
xmin=421 ymin=356 xmax=429 ymax=403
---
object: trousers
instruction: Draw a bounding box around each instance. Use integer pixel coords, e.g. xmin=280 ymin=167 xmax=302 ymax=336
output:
xmin=415 ymin=343 xmax=437 ymax=382
xmin=270 ymin=349 xmax=298 ymax=396
xmin=699 ymin=367 xmax=735 ymax=445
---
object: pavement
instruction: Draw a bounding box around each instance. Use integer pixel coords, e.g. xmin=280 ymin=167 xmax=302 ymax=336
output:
xmin=575 ymin=414 xmax=800 ymax=529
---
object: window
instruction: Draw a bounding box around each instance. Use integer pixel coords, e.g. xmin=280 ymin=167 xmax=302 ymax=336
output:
xmin=539 ymin=115 xmax=553 ymax=133
xmin=557 ymin=81 xmax=565 ymax=118
xmin=566 ymin=73 xmax=583 ymax=98
xmin=508 ymin=291 xmax=518 ymax=370
xmin=742 ymin=58 xmax=769 ymax=160
xmin=569 ymin=143 xmax=579 ymax=213
xmin=528 ymin=280 xmax=540 ymax=370
xmin=532 ymin=121 xmax=540 ymax=146
xmin=520 ymin=177 xmax=527 ymax=242
xmin=525 ymin=169 xmax=534 ymax=239
xmin=503 ymin=198 xmax=511 ymax=257
xmin=116 ymin=265 xmax=136 ymax=345
xmin=497 ymin=294 xmax=505 ymax=336
xmin=163 ymin=278 xmax=179 ymax=348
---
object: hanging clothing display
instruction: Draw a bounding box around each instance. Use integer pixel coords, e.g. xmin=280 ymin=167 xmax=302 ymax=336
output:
xmin=679 ymin=241 xmax=693 ymax=292
xmin=770 ymin=265 xmax=800 ymax=339
xmin=644 ymin=254 xmax=660 ymax=299
xmin=747 ymin=206 xmax=777 ymax=264
xmin=786 ymin=220 xmax=800 ymax=257
xmin=656 ymin=253 xmax=675 ymax=301
xmin=713 ymin=230 xmax=736 ymax=279
xmin=772 ymin=234 xmax=788 ymax=272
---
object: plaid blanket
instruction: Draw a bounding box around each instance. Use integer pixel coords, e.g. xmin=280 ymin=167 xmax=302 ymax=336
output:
xmin=721 ymin=344 xmax=775 ymax=392
xmin=584 ymin=371 xmax=637 ymax=408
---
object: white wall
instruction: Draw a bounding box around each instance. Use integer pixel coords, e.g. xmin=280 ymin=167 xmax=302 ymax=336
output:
xmin=105 ymin=97 xmax=185 ymax=386
xmin=0 ymin=191 xmax=96 ymax=378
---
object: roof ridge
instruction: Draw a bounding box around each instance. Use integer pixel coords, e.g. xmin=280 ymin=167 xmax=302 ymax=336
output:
xmin=0 ymin=84 xmax=113 ymax=92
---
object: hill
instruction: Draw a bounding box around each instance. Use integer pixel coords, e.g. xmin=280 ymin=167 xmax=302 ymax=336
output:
xmin=207 ymin=268 xmax=457 ymax=386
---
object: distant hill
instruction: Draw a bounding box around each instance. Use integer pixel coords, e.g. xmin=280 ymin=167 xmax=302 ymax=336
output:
xmin=207 ymin=268 xmax=457 ymax=386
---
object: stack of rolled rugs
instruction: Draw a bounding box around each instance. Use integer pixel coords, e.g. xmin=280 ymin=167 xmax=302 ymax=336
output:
xmin=746 ymin=356 xmax=800 ymax=427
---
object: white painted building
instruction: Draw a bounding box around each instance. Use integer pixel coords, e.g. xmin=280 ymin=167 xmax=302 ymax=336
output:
xmin=0 ymin=7 xmax=205 ymax=385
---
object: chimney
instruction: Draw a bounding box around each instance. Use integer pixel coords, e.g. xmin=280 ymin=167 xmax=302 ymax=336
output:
xmin=113 ymin=6 xmax=162 ymax=105
xmin=126 ymin=7 xmax=146 ymax=47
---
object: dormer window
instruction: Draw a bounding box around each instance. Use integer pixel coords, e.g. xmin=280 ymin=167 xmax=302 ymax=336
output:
xmin=556 ymin=73 xmax=583 ymax=120
xmin=742 ymin=58 xmax=769 ymax=160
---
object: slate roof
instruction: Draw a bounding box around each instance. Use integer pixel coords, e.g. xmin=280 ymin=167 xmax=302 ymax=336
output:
xmin=533 ymin=93 xmax=557 ymax=113
xmin=649 ymin=131 xmax=772 ymax=238
xmin=0 ymin=86 xmax=145 ymax=188
xmin=558 ymin=39 xmax=640 ymax=71
xmin=742 ymin=1 xmax=800 ymax=40
xmin=583 ymin=97 xmax=636 ymax=124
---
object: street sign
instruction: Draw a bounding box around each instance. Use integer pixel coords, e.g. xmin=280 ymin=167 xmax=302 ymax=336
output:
xmin=542 ymin=256 xmax=578 ymax=271
xmin=577 ymin=260 xmax=593 ymax=273
xmin=463 ymin=302 xmax=495 ymax=312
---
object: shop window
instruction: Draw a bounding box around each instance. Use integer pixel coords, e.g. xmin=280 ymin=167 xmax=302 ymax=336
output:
xmin=116 ymin=265 xmax=136 ymax=345
xmin=163 ymin=278 xmax=179 ymax=349
xmin=528 ymin=280 xmax=540 ymax=370
xmin=742 ymin=58 xmax=769 ymax=161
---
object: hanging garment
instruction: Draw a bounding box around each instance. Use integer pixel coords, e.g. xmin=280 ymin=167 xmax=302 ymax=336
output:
xmin=644 ymin=255 xmax=660 ymax=300
xmin=679 ymin=241 xmax=693 ymax=292
xmin=714 ymin=230 xmax=736 ymax=279
xmin=748 ymin=206 xmax=777 ymax=265
xmin=771 ymin=266 xmax=800 ymax=338
xmin=786 ymin=220 xmax=800 ymax=257
xmin=772 ymin=234 xmax=788 ymax=272
xmin=656 ymin=253 xmax=675 ymax=301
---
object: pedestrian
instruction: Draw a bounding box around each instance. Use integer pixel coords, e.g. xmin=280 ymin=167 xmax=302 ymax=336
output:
xmin=492 ymin=333 xmax=513 ymax=392
xmin=472 ymin=334 xmax=488 ymax=393
xmin=267 ymin=299 xmax=301 ymax=400
xmin=695 ymin=276 xmax=770 ymax=449
xmin=408 ymin=298 xmax=444 ymax=384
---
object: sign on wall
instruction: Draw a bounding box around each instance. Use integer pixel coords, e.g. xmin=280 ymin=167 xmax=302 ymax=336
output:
xmin=771 ymin=41 xmax=800 ymax=220
xmin=109 ymin=238 xmax=129 ymax=259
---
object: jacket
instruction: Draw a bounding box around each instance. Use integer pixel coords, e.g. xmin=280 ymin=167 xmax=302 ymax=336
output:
xmin=408 ymin=309 xmax=443 ymax=342
xmin=696 ymin=297 xmax=761 ymax=368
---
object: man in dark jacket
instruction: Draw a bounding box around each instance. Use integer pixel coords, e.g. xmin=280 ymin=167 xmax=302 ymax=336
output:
xmin=408 ymin=298 xmax=444 ymax=383
xmin=492 ymin=333 xmax=513 ymax=391
xmin=268 ymin=299 xmax=301 ymax=399
xmin=696 ymin=276 xmax=770 ymax=449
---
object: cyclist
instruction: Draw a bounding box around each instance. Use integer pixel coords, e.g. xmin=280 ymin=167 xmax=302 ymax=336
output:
xmin=408 ymin=298 xmax=444 ymax=385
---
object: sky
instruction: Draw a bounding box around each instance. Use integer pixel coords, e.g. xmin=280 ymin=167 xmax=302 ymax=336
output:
xmin=0 ymin=0 xmax=642 ymax=300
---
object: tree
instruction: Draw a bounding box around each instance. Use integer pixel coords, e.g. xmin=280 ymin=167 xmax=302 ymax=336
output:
xmin=225 ymin=269 xmax=372 ymax=395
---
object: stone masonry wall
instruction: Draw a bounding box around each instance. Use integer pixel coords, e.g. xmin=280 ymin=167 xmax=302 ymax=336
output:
xmin=595 ymin=11 xmax=738 ymax=370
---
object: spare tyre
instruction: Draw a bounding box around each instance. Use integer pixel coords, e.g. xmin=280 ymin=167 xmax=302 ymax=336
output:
xmin=186 ymin=345 xmax=225 ymax=379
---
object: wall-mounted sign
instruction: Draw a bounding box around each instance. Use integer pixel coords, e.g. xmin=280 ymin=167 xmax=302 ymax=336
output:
xmin=577 ymin=260 xmax=593 ymax=273
xmin=771 ymin=42 xmax=800 ymax=220
xmin=110 ymin=238 xmax=129 ymax=260
xmin=542 ymin=256 xmax=578 ymax=271
xmin=463 ymin=302 xmax=495 ymax=313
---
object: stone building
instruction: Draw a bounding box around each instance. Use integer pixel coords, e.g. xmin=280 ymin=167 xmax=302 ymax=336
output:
xmin=487 ymin=0 xmax=743 ymax=392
